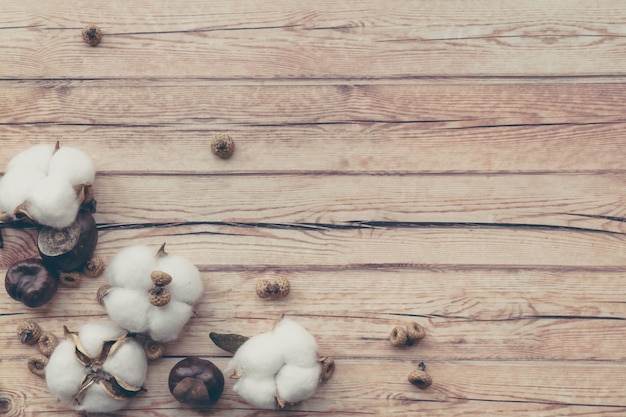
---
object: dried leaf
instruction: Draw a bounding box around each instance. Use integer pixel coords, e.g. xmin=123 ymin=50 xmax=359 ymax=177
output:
xmin=209 ymin=332 xmax=249 ymax=354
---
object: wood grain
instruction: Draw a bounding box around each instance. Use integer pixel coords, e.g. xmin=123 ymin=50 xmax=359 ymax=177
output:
xmin=2 ymin=82 xmax=626 ymax=127
xmin=3 ymin=1 xmax=626 ymax=416
xmin=2 ymin=123 xmax=626 ymax=174
xmin=3 ymin=1 xmax=626 ymax=78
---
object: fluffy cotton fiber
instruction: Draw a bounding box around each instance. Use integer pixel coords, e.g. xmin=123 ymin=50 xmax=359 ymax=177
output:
xmin=101 ymin=244 xmax=203 ymax=342
xmin=45 ymin=321 xmax=148 ymax=413
xmin=0 ymin=143 xmax=95 ymax=228
xmin=226 ymin=317 xmax=323 ymax=409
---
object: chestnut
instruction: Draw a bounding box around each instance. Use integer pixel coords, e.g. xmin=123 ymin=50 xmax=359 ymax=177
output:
xmin=5 ymin=258 xmax=58 ymax=307
xmin=38 ymin=210 xmax=97 ymax=272
xmin=168 ymin=357 xmax=224 ymax=407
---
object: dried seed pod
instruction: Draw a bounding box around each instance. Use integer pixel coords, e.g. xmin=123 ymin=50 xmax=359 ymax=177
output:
xmin=320 ymin=356 xmax=336 ymax=382
xmin=149 ymin=287 xmax=171 ymax=306
xmin=17 ymin=321 xmax=42 ymax=345
xmin=28 ymin=355 xmax=48 ymax=377
xmin=82 ymin=24 xmax=102 ymax=47
xmin=389 ymin=326 xmax=408 ymax=347
xmin=144 ymin=339 xmax=166 ymax=361
xmin=97 ymin=284 xmax=111 ymax=305
xmin=210 ymin=134 xmax=235 ymax=159
xmin=38 ymin=332 xmax=58 ymax=357
xmin=406 ymin=322 xmax=425 ymax=344
xmin=151 ymin=270 xmax=172 ymax=286
xmin=255 ymin=277 xmax=290 ymax=299
xmin=5 ymin=258 xmax=59 ymax=308
xmin=83 ymin=256 xmax=105 ymax=278
xmin=59 ymin=271 xmax=81 ymax=288
xmin=408 ymin=362 xmax=432 ymax=389
xmin=168 ymin=357 xmax=224 ymax=407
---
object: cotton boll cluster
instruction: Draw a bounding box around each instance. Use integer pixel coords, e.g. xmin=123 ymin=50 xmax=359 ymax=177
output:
xmin=0 ymin=142 xmax=95 ymax=228
xmin=100 ymin=244 xmax=203 ymax=342
xmin=226 ymin=317 xmax=326 ymax=409
xmin=45 ymin=321 xmax=147 ymax=413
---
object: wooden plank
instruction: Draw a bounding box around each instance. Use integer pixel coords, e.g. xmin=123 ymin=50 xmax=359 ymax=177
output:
xmin=2 ymin=268 xmax=625 ymax=321
xmin=3 ymin=123 xmax=626 ymax=174
xmin=3 ymin=311 xmax=626 ymax=361
xmin=1 ymin=225 xmax=625 ymax=269
xmin=3 ymin=0 xmax=626 ymax=78
xmin=2 ymin=82 xmax=626 ymax=127
xmin=2 ymin=358 xmax=626 ymax=416
xmin=77 ymin=173 xmax=626 ymax=233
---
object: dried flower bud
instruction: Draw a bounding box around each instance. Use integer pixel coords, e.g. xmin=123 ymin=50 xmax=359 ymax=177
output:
xmin=28 ymin=355 xmax=48 ymax=377
xmin=97 ymin=284 xmax=111 ymax=305
xmin=255 ymin=277 xmax=290 ymax=299
xmin=211 ymin=134 xmax=235 ymax=159
xmin=82 ymin=24 xmax=102 ymax=47
xmin=59 ymin=271 xmax=81 ymax=288
xmin=83 ymin=256 xmax=105 ymax=278
xmin=320 ymin=356 xmax=336 ymax=382
xmin=406 ymin=322 xmax=425 ymax=344
xmin=408 ymin=368 xmax=432 ymax=389
xmin=149 ymin=287 xmax=171 ymax=306
xmin=389 ymin=326 xmax=408 ymax=347
xmin=17 ymin=321 xmax=42 ymax=345
xmin=38 ymin=332 xmax=58 ymax=357
xmin=151 ymin=270 xmax=173 ymax=286
xmin=144 ymin=339 xmax=166 ymax=361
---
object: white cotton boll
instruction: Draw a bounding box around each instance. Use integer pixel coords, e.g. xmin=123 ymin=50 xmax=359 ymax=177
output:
xmin=106 ymin=245 xmax=157 ymax=291
xmin=7 ymin=143 xmax=56 ymax=173
xmin=273 ymin=317 xmax=319 ymax=367
xmin=233 ymin=376 xmax=277 ymax=410
xmin=103 ymin=339 xmax=148 ymax=387
xmin=146 ymin=300 xmax=194 ymax=342
xmin=156 ymin=254 xmax=203 ymax=305
xmin=77 ymin=321 xmax=127 ymax=357
xmin=228 ymin=332 xmax=284 ymax=377
xmin=103 ymin=287 xmax=151 ymax=334
xmin=46 ymin=340 xmax=88 ymax=401
xmin=25 ymin=176 xmax=80 ymax=228
xmin=0 ymin=167 xmax=46 ymax=216
xmin=275 ymin=363 xmax=321 ymax=404
xmin=48 ymin=146 xmax=96 ymax=186
xmin=74 ymin=384 xmax=128 ymax=413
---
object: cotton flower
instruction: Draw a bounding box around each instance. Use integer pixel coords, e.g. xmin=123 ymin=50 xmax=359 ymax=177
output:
xmin=0 ymin=142 xmax=95 ymax=228
xmin=45 ymin=321 xmax=148 ymax=413
xmin=100 ymin=244 xmax=203 ymax=342
xmin=225 ymin=317 xmax=329 ymax=409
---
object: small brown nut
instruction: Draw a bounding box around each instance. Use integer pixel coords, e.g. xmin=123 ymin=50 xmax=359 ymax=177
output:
xmin=17 ymin=321 xmax=42 ymax=345
xmin=97 ymin=284 xmax=111 ymax=305
xmin=144 ymin=339 xmax=166 ymax=361
xmin=28 ymin=355 xmax=48 ymax=377
xmin=38 ymin=332 xmax=58 ymax=357
xmin=59 ymin=271 xmax=81 ymax=288
xmin=406 ymin=322 xmax=426 ymax=344
xmin=82 ymin=24 xmax=102 ymax=47
xmin=211 ymin=134 xmax=235 ymax=159
xmin=319 ymin=356 xmax=336 ymax=382
xmin=389 ymin=326 xmax=408 ymax=347
xmin=255 ymin=277 xmax=290 ymax=299
xmin=149 ymin=287 xmax=171 ymax=306
xmin=408 ymin=368 xmax=432 ymax=389
xmin=151 ymin=270 xmax=173 ymax=286
xmin=83 ymin=256 xmax=105 ymax=278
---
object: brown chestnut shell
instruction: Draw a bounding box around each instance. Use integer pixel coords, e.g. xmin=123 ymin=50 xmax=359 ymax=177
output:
xmin=38 ymin=210 xmax=98 ymax=272
xmin=168 ymin=357 xmax=224 ymax=407
xmin=5 ymin=258 xmax=59 ymax=308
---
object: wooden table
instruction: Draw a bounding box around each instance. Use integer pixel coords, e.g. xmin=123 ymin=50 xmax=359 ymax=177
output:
xmin=2 ymin=1 xmax=626 ymax=415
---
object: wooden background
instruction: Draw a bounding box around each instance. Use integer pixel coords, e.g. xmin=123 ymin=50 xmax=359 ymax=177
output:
xmin=2 ymin=1 xmax=626 ymax=415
